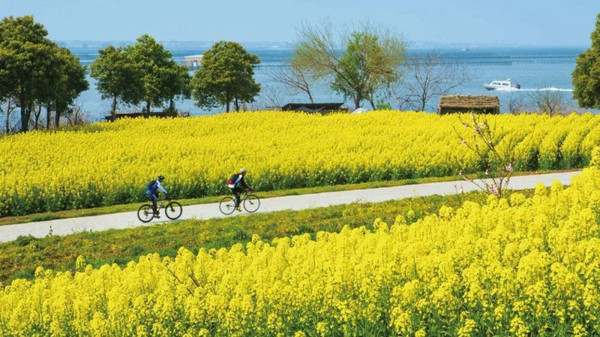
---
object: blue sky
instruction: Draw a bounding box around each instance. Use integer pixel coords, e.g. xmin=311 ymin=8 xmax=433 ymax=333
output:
xmin=1 ymin=0 xmax=598 ymax=47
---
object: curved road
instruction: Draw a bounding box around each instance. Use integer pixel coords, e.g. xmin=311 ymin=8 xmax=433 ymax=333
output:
xmin=0 ymin=171 xmax=580 ymax=243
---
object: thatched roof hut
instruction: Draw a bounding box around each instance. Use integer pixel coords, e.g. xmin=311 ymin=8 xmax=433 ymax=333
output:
xmin=438 ymin=95 xmax=500 ymax=115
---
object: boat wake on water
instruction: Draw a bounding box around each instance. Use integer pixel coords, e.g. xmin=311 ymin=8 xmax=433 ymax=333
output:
xmin=494 ymin=87 xmax=573 ymax=92
xmin=520 ymin=87 xmax=573 ymax=92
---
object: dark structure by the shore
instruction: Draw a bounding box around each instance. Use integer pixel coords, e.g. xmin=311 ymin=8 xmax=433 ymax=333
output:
xmin=281 ymin=103 xmax=347 ymax=114
xmin=104 ymin=111 xmax=190 ymax=121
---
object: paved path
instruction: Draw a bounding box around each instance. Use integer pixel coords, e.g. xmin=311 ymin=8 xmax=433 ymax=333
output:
xmin=0 ymin=171 xmax=580 ymax=243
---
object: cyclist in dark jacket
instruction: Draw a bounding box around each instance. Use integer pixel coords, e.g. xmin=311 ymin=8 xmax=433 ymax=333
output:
xmin=146 ymin=175 xmax=168 ymax=218
xmin=228 ymin=168 xmax=252 ymax=211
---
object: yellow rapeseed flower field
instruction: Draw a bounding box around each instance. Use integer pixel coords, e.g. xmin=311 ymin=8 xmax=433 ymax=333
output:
xmin=0 ymin=111 xmax=598 ymax=216
xmin=2 ymin=160 xmax=600 ymax=335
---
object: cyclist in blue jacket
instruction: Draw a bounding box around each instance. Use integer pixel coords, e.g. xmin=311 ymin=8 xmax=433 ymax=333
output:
xmin=146 ymin=175 xmax=168 ymax=218
xmin=227 ymin=168 xmax=252 ymax=211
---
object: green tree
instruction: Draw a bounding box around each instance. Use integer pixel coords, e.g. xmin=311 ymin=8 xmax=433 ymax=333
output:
xmin=573 ymin=13 xmax=600 ymax=109
xmin=91 ymin=46 xmax=144 ymax=118
xmin=125 ymin=35 xmax=189 ymax=113
xmin=162 ymin=63 xmax=191 ymax=114
xmin=49 ymin=47 xmax=89 ymax=128
xmin=190 ymin=41 xmax=261 ymax=112
xmin=0 ymin=16 xmax=57 ymax=132
xmin=293 ymin=22 xmax=405 ymax=109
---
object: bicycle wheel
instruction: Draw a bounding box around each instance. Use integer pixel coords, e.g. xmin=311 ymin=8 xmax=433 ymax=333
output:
xmin=219 ymin=196 xmax=236 ymax=215
xmin=165 ymin=201 xmax=183 ymax=220
xmin=243 ymin=194 xmax=260 ymax=213
xmin=137 ymin=204 xmax=155 ymax=223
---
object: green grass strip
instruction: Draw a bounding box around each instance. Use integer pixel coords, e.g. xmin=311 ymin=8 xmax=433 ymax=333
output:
xmin=0 ymin=190 xmax=533 ymax=284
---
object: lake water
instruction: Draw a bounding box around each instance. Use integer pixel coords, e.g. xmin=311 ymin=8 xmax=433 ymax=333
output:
xmin=69 ymin=46 xmax=588 ymax=121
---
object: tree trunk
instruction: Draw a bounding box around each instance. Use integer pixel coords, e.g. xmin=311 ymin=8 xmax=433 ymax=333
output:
xmin=368 ymin=97 xmax=376 ymax=110
xmin=234 ymin=98 xmax=240 ymax=112
xmin=353 ymin=93 xmax=362 ymax=110
xmin=5 ymin=97 xmax=14 ymax=133
xmin=111 ymin=96 xmax=117 ymax=120
xmin=225 ymin=93 xmax=230 ymax=112
xmin=19 ymin=90 xmax=29 ymax=133
xmin=146 ymin=101 xmax=151 ymax=114
xmin=5 ymin=106 xmax=9 ymax=133
xmin=46 ymin=105 xmax=52 ymax=130
xmin=55 ymin=99 xmax=61 ymax=128
xmin=34 ymin=104 xmax=42 ymax=130
xmin=307 ymin=91 xmax=314 ymax=104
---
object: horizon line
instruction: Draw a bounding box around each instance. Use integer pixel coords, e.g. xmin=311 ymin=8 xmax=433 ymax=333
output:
xmin=54 ymin=39 xmax=589 ymax=50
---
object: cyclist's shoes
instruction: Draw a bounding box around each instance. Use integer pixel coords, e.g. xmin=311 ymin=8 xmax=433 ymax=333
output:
xmin=236 ymin=206 xmax=242 ymax=212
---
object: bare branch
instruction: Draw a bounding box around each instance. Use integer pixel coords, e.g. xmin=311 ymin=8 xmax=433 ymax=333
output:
xmin=267 ymin=66 xmax=315 ymax=103
xmin=528 ymin=89 xmax=568 ymax=115
xmin=456 ymin=114 xmax=515 ymax=198
xmin=394 ymin=52 xmax=471 ymax=111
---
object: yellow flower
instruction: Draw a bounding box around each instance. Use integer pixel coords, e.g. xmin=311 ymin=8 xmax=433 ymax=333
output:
xmin=0 ymin=111 xmax=597 ymax=216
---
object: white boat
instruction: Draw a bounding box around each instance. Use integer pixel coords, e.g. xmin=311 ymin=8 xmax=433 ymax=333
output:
xmin=482 ymin=79 xmax=520 ymax=91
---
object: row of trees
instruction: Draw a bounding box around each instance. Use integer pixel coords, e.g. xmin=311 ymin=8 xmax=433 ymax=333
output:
xmin=279 ymin=14 xmax=600 ymax=113
xmin=92 ymin=14 xmax=600 ymax=115
xmin=3 ymin=14 xmax=598 ymax=133
xmin=269 ymin=21 xmax=470 ymax=111
xmin=90 ymin=35 xmax=190 ymax=118
xmin=0 ymin=15 xmax=264 ymax=132
xmin=91 ymin=37 xmax=262 ymax=116
xmin=0 ymin=16 xmax=88 ymax=132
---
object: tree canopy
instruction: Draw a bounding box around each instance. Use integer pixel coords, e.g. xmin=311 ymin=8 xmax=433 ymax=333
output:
xmin=190 ymin=41 xmax=261 ymax=112
xmin=573 ymin=13 xmax=600 ymax=109
xmin=51 ymin=47 xmax=89 ymax=127
xmin=91 ymin=35 xmax=190 ymax=116
xmin=91 ymin=46 xmax=144 ymax=117
xmin=293 ymin=22 xmax=405 ymax=109
xmin=0 ymin=16 xmax=58 ymax=131
xmin=161 ymin=60 xmax=191 ymax=114
xmin=126 ymin=35 xmax=190 ymax=113
xmin=0 ymin=16 xmax=89 ymax=132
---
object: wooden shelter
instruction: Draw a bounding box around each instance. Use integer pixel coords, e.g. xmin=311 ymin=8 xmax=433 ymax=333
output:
xmin=438 ymin=95 xmax=500 ymax=115
xmin=281 ymin=103 xmax=347 ymax=114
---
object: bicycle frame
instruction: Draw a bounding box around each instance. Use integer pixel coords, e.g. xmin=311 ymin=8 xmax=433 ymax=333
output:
xmin=138 ymin=196 xmax=182 ymax=222
xmin=148 ymin=196 xmax=170 ymax=211
xmin=220 ymin=189 xmax=260 ymax=215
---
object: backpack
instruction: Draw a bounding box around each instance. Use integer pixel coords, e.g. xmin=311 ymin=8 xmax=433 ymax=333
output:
xmin=227 ymin=174 xmax=239 ymax=187
xmin=146 ymin=180 xmax=158 ymax=191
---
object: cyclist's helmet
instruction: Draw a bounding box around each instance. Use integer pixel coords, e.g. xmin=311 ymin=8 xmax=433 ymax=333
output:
xmin=240 ymin=168 xmax=247 ymax=174
xmin=158 ymin=175 xmax=165 ymax=181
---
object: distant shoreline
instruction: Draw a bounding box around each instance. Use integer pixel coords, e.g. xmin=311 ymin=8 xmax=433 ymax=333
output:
xmin=55 ymin=40 xmax=589 ymax=51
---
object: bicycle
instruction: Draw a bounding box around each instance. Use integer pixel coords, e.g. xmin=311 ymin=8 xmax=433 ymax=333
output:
xmin=137 ymin=196 xmax=183 ymax=223
xmin=219 ymin=190 xmax=260 ymax=215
